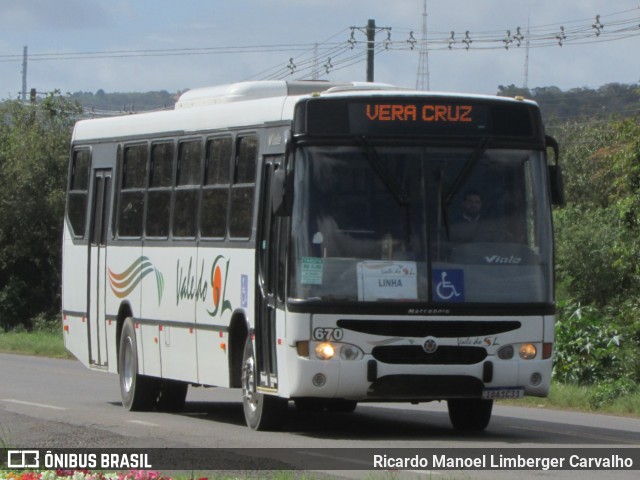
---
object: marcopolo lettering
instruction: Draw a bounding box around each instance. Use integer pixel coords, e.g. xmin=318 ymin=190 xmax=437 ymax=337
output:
xmin=365 ymin=104 xmax=473 ymax=123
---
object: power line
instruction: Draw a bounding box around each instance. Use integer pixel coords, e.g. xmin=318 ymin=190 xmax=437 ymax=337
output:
xmin=0 ymin=42 xmax=348 ymax=63
xmin=268 ymin=6 xmax=640 ymax=82
xmin=4 ymin=6 xmax=639 ymax=91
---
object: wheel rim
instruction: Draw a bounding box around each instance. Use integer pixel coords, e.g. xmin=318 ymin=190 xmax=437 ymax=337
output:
xmin=241 ymin=352 xmax=258 ymax=413
xmin=122 ymin=336 xmax=134 ymax=393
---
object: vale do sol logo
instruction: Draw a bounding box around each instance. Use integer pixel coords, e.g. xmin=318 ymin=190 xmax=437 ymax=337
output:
xmin=175 ymin=255 xmax=233 ymax=317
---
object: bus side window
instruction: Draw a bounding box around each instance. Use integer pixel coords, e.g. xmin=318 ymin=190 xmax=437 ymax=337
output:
xmin=118 ymin=144 xmax=147 ymax=238
xmin=146 ymin=142 xmax=174 ymax=238
xmin=229 ymin=135 xmax=258 ymax=239
xmin=174 ymin=139 xmax=202 ymax=238
xmin=201 ymin=136 xmax=232 ymax=238
xmin=67 ymin=149 xmax=91 ymax=237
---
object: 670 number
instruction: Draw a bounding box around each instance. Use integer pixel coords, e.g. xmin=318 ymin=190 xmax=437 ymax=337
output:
xmin=313 ymin=327 xmax=344 ymax=341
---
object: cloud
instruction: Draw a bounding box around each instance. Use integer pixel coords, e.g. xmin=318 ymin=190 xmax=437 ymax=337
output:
xmin=0 ymin=0 xmax=113 ymax=31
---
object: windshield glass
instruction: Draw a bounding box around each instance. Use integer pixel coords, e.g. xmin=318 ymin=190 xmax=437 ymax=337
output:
xmin=289 ymin=144 xmax=553 ymax=305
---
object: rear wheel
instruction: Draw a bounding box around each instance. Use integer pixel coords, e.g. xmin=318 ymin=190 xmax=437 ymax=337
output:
xmin=241 ymin=338 xmax=287 ymax=430
xmin=447 ymin=398 xmax=493 ymax=431
xmin=118 ymin=318 xmax=159 ymax=411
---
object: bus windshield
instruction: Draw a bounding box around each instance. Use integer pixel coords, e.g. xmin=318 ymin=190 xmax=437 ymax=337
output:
xmin=289 ymin=144 xmax=553 ymax=305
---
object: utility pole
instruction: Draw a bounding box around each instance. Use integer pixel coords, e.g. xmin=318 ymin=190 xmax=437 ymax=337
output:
xmin=366 ymin=19 xmax=376 ymax=82
xmin=21 ymin=46 xmax=28 ymax=102
xmin=351 ymin=19 xmax=391 ymax=82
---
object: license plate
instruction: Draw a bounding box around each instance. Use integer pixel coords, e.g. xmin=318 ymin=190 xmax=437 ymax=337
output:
xmin=482 ymin=387 xmax=524 ymax=399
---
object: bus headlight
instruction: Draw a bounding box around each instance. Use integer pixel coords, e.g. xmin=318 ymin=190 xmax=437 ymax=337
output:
xmin=340 ymin=344 xmax=364 ymax=361
xmin=519 ymin=343 xmax=537 ymax=360
xmin=315 ymin=342 xmax=335 ymax=360
xmin=497 ymin=345 xmax=514 ymax=360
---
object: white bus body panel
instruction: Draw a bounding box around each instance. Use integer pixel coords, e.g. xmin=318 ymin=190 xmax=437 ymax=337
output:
xmin=62 ymin=222 xmax=90 ymax=366
xmin=93 ymin=242 xmax=256 ymax=386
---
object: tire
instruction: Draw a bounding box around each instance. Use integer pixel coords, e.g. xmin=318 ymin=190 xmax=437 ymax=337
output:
xmin=241 ymin=337 xmax=287 ymax=431
xmin=156 ymin=380 xmax=188 ymax=412
xmin=118 ymin=318 xmax=159 ymax=411
xmin=447 ymin=398 xmax=493 ymax=431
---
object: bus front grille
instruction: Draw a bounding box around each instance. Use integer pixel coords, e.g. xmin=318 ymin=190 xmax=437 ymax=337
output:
xmin=371 ymin=345 xmax=487 ymax=365
xmin=367 ymin=374 xmax=484 ymax=399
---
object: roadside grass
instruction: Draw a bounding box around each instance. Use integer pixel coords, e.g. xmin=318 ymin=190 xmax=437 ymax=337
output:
xmin=0 ymin=329 xmax=70 ymax=358
xmin=1 ymin=328 xmax=639 ymax=418
xmin=500 ymin=383 xmax=640 ymax=417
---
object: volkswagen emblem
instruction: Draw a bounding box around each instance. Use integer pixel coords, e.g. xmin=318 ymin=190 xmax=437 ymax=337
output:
xmin=423 ymin=336 xmax=438 ymax=354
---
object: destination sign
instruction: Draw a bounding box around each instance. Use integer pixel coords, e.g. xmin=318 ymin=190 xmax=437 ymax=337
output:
xmin=295 ymin=97 xmax=537 ymax=138
xmin=364 ymin=103 xmax=474 ymax=123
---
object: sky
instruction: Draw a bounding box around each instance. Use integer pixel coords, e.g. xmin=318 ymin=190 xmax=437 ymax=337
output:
xmin=0 ymin=0 xmax=639 ymax=100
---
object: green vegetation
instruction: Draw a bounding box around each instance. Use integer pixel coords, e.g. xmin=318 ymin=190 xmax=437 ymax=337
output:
xmin=0 ymin=317 xmax=69 ymax=358
xmin=499 ymin=82 xmax=640 ymax=122
xmin=547 ymin=116 xmax=640 ymax=409
xmin=1 ymin=83 xmax=640 ymax=416
xmin=0 ymin=93 xmax=81 ymax=331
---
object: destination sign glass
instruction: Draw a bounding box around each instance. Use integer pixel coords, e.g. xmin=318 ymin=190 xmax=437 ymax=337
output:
xmin=296 ymin=97 xmax=536 ymax=138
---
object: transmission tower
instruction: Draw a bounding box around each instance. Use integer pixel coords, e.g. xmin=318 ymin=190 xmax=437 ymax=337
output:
xmin=523 ymin=16 xmax=530 ymax=89
xmin=416 ymin=0 xmax=430 ymax=90
xmin=21 ymin=46 xmax=28 ymax=102
xmin=312 ymin=43 xmax=319 ymax=80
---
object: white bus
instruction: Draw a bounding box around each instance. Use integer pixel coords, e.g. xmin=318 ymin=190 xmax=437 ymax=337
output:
xmin=62 ymin=81 xmax=564 ymax=431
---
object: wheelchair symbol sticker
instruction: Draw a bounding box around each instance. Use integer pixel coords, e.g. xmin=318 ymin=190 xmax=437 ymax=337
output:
xmin=432 ymin=269 xmax=464 ymax=302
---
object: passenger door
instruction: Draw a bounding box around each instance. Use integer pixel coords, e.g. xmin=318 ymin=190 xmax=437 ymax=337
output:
xmin=255 ymin=156 xmax=284 ymax=390
xmin=87 ymin=169 xmax=112 ymax=367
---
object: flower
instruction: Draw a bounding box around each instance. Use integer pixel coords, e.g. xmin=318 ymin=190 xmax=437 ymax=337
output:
xmin=0 ymin=472 xmax=171 ymax=480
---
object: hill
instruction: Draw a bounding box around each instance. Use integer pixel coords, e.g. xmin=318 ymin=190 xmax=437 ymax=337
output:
xmin=69 ymin=89 xmax=178 ymax=114
xmin=498 ymin=83 xmax=640 ymax=123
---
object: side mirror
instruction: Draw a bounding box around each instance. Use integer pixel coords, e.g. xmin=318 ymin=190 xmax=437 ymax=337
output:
xmin=546 ymin=135 xmax=565 ymax=206
xmin=271 ymin=168 xmax=293 ymax=216
xmin=548 ymin=164 xmax=565 ymax=207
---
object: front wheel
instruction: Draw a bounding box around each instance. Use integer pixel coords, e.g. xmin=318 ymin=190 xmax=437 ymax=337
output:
xmin=119 ymin=318 xmax=160 ymax=411
xmin=447 ymin=398 xmax=493 ymax=431
xmin=241 ymin=338 xmax=287 ymax=431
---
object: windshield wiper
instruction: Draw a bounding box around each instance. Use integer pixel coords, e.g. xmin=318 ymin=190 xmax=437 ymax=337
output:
xmin=444 ymin=136 xmax=492 ymax=206
xmin=357 ymin=136 xmax=410 ymax=206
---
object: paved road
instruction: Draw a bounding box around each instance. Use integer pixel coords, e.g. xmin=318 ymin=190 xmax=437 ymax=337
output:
xmin=1 ymin=352 xmax=639 ymax=478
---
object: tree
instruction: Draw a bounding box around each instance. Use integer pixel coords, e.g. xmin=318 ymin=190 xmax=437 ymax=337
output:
xmin=0 ymin=92 xmax=81 ymax=330
xmin=550 ymin=118 xmax=640 ymax=306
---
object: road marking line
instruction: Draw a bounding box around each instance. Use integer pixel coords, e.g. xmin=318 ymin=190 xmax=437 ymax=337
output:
xmin=127 ymin=420 xmax=159 ymax=427
xmin=2 ymin=399 xmax=67 ymax=410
